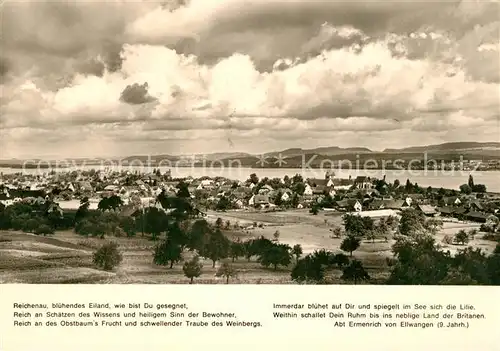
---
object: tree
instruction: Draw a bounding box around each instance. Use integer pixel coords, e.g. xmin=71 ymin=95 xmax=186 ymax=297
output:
xmin=311 ymin=249 xmax=334 ymax=266
xmin=283 ymin=175 xmax=291 ymax=186
xmin=468 ymin=174 xmax=474 ymax=188
xmin=341 ymin=260 xmax=370 ymax=284
xmin=142 ymin=207 xmax=167 ymax=240
xmin=176 ymin=181 xmax=191 ymax=198
xmin=332 ymin=253 xmax=350 ymax=269
xmin=320 ymin=194 xmax=334 ymax=208
xmin=459 ymin=184 xmax=472 ymax=195
xmin=243 ymin=240 xmax=254 ymax=262
xmin=388 ymin=234 xmax=451 ymax=285
xmin=441 ymin=268 xmax=478 ymax=285
xmin=330 ymin=226 xmax=342 ymax=238
xmin=166 ymin=222 xmax=189 ymax=249
xmin=343 ymin=214 xmax=373 ymax=237
xmin=385 ymin=215 xmax=398 ymax=231
xmin=291 ymin=193 xmax=299 ymax=208
xmin=229 ymin=240 xmax=245 ymax=262
xmin=426 ymin=186 xmax=433 ymax=195
xmin=405 ymin=179 xmax=413 ymax=192
xmin=467 ymin=229 xmax=478 ymax=240
xmin=244 ymin=236 xmax=274 ymax=261
xmin=273 ymin=230 xmax=280 ymax=242
xmin=374 ymin=179 xmax=388 ymax=194
xmin=291 ymin=244 xmax=303 ymax=262
xmin=74 ymin=214 xmax=110 ymax=238
xmin=472 ymin=184 xmax=487 ymax=193
xmin=274 ymin=190 xmax=283 ymax=207
xmin=366 ymin=230 xmax=376 ymax=243
xmin=292 ymin=174 xmax=303 ymax=184
xmin=98 ymin=195 xmax=123 ymax=212
xmin=376 ymin=218 xmax=390 ymax=237
xmin=258 ymin=243 xmax=292 ymax=270
xmin=153 ymin=239 xmax=183 ymax=269
xmin=119 ymin=216 xmax=136 ymax=237
xmin=340 ymin=235 xmax=361 ymax=257
xmin=438 ymin=187 xmax=447 ymax=196
xmin=215 ymin=217 xmax=223 ymax=229
xmin=452 ymin=247 xmax=490 ymax=284
xmin=182 ymin=255 xmax=203 ymax=284
xmin=309 ymin=205 xmax=319 ymax=215
xmin=248 ymin=173 xmax=259 ymax=185
xmin=0 ymin=202 xmax=9 ymax=230
xmin=75 ymin=197 xmax=90 ymax=223
xmin=293 ymin=182 xmax=306 ymax=196
xmin=216 ymin=196 xmax=232 ymax=211
xmin=454 ymin=230 xmax=469 ymax=245
xmin=188 ymin=219 xmax=211 ymax=252
xmin=93 ymin=242 xmax=123 ymax=271
xmin=24 ymin=217 xmax=44 ymax=233
xmin=291 ymin=255 xmax=325 ymax=283
xmin=35 ymin=224 xmax=54 ymax=236
xmin=200 ymin=229 xmax=230 ymax=268
xmin=157 ymin=190 xmax=200 ymax=221
xmin=413 ymin=183 xmax=422 ymax=193
xmin=393 ymin=179 xmax=400 ymax=188
xmin=398 ymin=208 xmax=427 ymax=236
xmin=494 ymin=243 xmax=500 ymax=255
xmin=216 ymin=261 xmax=238 ymax=284
xmin=487 ymin=250 xmax=500 ymax=284
xmin=424 ymin=218 xmax=443 ymax=235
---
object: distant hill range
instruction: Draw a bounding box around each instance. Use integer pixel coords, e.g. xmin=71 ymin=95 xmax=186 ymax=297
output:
xmin=0 ymin=142 xmax=499 ymax=169
xmin=263 ymin=146 xmax=372 ymax=158
xmin=116 ymin=142 xmax=500 ymax=168
xmin=383 ymin=142 xmax=500 ymax=154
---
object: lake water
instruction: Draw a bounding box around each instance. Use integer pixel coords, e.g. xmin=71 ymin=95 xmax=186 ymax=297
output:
xmin=1 ymin=166 xmax=499 ymax=193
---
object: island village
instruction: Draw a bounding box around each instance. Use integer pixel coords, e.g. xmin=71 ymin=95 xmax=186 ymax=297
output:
xmin=1 ymin=168 xmax=499 ymax=285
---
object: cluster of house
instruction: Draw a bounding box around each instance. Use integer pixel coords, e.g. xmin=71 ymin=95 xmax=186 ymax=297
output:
xmin=432 ymin=196 xmax=499 ymax=223
xmin=1 ymin=170 xmax=499 ymax=224
xmin=0 ymin=170 xmax=172 ymax=209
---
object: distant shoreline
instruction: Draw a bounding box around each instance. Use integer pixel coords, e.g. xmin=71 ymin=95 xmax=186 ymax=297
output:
xmin=1 ymin=164 xmax=500 ymax=171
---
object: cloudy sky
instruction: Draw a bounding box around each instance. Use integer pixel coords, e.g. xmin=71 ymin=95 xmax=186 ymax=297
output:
xmin=0 ymin=0 xmax=499 ymax=159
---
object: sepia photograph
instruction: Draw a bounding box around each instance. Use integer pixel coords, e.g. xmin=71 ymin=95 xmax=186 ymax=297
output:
xmin=0 ymin=0 xmax=499 ymax=285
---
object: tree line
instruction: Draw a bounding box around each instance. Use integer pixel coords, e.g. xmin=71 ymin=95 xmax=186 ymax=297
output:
xmin=1 ymin=183 xmax=498 ymax=285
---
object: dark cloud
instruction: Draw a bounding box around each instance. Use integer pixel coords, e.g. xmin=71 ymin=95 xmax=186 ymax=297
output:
xmin=0 ymin=2 xmax=152 ymax=57
xmin=0 ymin=58 xmax=9 ymax=79
xmin=73 ymin=58 xmax=105 ymax=77
xmin=291 ymin=100 xmax=407 ymax=122
xmin=161 ymin=2 xmax=474 ymax=72
xmin=161 ymin=0 xmax=190 ymax=11
xmin=167 ymin=1 xmax=498 ymax=73
xmin=120 ymin=82 xmax=157 ymax=105
xmin=209 ymin=2 xmax=420 ymax=36
xmin=172 ymin=37 xmax=200 ymax=56
xmin=100 ymin=41 xmax=125 ymax=73
xmin=170 ymin=85 xmax=183 ymax=98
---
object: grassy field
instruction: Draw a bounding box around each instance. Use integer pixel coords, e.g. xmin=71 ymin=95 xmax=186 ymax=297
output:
xmin=0 ymin=209 xmax=496 ymax=284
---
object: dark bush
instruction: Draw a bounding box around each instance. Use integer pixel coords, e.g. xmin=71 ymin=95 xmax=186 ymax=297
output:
xmin=34 ymin=224 xmax=55 ymax=236
xmin=93 ymin=242 xmax=123 ymax=271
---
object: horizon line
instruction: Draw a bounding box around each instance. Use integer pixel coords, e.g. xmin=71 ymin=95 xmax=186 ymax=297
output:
xmin=2 ymin=140 xmax=499 ymax=161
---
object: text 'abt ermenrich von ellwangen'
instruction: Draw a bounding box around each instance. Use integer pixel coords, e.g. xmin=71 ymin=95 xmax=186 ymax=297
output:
xmin=272 ymin=302 xmax=486 ymax=329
